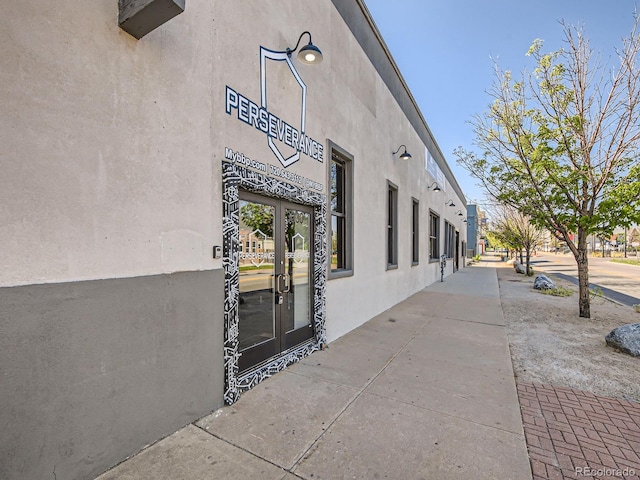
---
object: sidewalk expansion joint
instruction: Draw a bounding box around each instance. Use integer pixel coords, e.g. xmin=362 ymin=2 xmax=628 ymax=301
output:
xmin=364 ymin=389 xmax=526 ymax=437
xmin=288 ymin=324 xmax=426 ymax=471
xmin=440 ymin=315 xmax=506 ymax=328
xmin=192 ymin=422 xmax=300 ymax=477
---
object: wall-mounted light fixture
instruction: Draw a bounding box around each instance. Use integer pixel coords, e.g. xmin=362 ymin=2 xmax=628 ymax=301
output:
xmin=392 ymin=145 xmax=412 ymax=161
xmin=286 ymin=31 xmax=323 ymax=65
xmin=446 ymin=199 xmax=456 ymax=207
xmin=456 ymin=210 xmax=464 ymax=216
xmin=428 ymin=182 xmax=441 ymax=192
xmin=463 ymin=218 xmax=468 ymax=223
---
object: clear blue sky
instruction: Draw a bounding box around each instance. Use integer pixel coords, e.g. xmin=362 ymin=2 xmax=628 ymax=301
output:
xmin=364 ymin=0 xmax=638 ymax=206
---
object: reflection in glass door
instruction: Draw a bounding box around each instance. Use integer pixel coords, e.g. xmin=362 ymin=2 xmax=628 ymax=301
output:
xmin=238 ymin=198 xmax=276 ymax=361
xmin=283 ymin=206 xmax=312 ymax=349
xmin=238 ymin=192 xmax=314 ymax=373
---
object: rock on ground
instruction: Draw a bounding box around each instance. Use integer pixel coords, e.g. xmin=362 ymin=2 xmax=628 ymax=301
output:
xmin=605 ymin=323 xmax=640 ymax=357
xmin=534 ymin=274 xmax=556 ymax=290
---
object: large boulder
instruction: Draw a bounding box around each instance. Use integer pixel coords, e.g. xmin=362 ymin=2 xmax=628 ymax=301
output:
xmin=534 ymin=274 xmax=556 ymax=290
xmin=515 ymin=262 xmax=526 ymax=274
xmin=605 ymin=323 xmax=640 ymax=357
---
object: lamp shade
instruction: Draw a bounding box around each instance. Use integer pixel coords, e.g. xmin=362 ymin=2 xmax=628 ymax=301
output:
xmin=399 ymin=150 xmax=412 ymax=161
xmin=298 ymin=43 xmax=323 ymax=64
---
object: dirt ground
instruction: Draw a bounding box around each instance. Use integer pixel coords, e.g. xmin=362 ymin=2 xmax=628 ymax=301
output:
xmin=496 ymin=260 xmax=640 ymax=403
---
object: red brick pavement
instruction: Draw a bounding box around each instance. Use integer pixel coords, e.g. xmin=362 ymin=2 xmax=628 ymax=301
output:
xmin=517 ymin=383 xmax=640 ymax=480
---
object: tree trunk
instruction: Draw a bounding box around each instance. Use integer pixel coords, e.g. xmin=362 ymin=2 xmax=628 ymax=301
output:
xmin=576 ymin=228 xmax=590 ymax=318
xmin=525 ymin=247 xmax=531 ymax=276
xmin=519 ymin=249 xmax=523 ymax=264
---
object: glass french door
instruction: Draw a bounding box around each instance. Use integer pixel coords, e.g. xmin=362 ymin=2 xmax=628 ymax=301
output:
xmin=237 ymin=192 xmax=314 ymax=373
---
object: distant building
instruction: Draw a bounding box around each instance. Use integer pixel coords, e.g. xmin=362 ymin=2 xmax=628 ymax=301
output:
xmin=630 ymin=227 xmax=640 ymax=247
xmin=466 ymin=204 xmax=482 ymax=255
xmin=539 ymin=230 xmax=555 ymax=252
xmin=612 ymin=225 xmax=639 ymax=253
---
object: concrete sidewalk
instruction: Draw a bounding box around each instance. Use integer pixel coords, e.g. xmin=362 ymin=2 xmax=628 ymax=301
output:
xmin=96 ymin=265 xmax=532 ymax=480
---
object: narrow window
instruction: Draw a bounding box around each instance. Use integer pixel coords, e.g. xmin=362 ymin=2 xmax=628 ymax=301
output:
xmin=444 ymin=222 xmax=456 ymax=258
xmin=429 ymin=211 xmax=440 ymax=261
xmin=451 ymin=222 xmax=454 ymax=258
xmin=387 ymin=181 xmax=398 ymax=269
xmin=412 ymin=198 xmax=419 ymax=265
xmin=329 ymin=144 xmax=353 ymax=278
xmin=450 ymin=223 xmax=455 ymax=258
xmin=444 ymin=221 xmax=449 ymax=258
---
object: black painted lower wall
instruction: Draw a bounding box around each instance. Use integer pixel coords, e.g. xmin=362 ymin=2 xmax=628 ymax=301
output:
xmin=0 ymin=269 xmax=225 ymax=480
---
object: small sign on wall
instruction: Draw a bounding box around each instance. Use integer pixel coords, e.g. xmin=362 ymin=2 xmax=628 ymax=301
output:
xmin=425 ymin=146 xmax=446 ymax=192
xmin=118 ymin=0 xmax=185 ymax=39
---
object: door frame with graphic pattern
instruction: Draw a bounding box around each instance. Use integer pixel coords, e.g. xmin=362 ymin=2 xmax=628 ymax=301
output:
xmin=221 ymin=160 xmax=327 ymax=404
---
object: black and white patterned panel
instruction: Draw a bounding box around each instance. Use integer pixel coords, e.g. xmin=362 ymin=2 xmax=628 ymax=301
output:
xmin=222 ymin=160 xmax=327 ymax=404
xmin=313 ymin=200 xmax=327 ymax=347
xmin=222 ymin=166 xmax=241 ymax=405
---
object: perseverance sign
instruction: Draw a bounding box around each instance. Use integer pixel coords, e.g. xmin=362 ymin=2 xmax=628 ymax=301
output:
xmin=225 ymin=46 xmax=324 ymax=168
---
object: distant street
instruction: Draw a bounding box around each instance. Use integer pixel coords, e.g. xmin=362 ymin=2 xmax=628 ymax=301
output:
xmin=240 ymin=270 xmax=308 ymax=292
xmin=528 ymin=252 xmax=640 ymax=306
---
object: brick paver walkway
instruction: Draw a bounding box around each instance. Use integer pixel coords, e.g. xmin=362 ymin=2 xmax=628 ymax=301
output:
xmin=517 ymin=383 xmax=640 ymax=480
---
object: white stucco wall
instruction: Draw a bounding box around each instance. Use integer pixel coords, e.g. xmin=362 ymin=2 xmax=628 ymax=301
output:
xmin=0 ymin=1 xmax=220 ymax=287
xmin=1 ymin=0 xmax=466 ymax=337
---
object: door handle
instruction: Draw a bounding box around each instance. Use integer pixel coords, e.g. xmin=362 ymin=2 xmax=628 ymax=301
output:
xmin=275 ymin=273 xmax=291 ymax=294
xmin=275 ymin=273 xmax=289 ymax=294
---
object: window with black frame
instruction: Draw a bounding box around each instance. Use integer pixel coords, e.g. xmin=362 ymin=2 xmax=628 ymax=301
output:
xmin=429 ymin=211 xmax=440 ymax=260
xmin=329 ymin=146 xmax=353 ymax=278
xmin=387 ymin=181 xmax=398 ymax=268
xmin=445 ymin=220 xmax=455 ymax=258
xmin=412 ymin=198 xmax=419 ymax=265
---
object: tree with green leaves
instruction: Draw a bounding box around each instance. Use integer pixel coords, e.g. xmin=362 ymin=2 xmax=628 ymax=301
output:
xmin=488 ymin=205 xmax=543 ymax=275
xmin=240 ymin=202 xmax=275 ymax=238
xmin=455 ymin=17 xmax=640 ymax=317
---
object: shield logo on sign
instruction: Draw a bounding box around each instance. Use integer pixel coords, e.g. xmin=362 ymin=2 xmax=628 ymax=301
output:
xmin=260 ymin=47 xmax=307 ymax=168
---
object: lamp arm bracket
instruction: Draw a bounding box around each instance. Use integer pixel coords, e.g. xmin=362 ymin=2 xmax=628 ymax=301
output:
xmin=287 ymin=31 xmax=312 ymax=57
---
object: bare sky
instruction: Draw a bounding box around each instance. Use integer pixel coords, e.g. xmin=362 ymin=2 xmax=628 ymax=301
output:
xmin=364 ymin=0 xmax=638 ymax=205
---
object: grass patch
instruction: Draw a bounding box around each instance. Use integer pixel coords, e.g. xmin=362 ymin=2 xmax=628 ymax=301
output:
xmin=610 ymin=258 xmax=640 ymax=266
xmin=634 ymin=304 xmax=640 ymax=313
xmin=537 ymin=285 xmax=573 ymax=297
xmin=239 ymin=264 xmax=274 ymax=272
